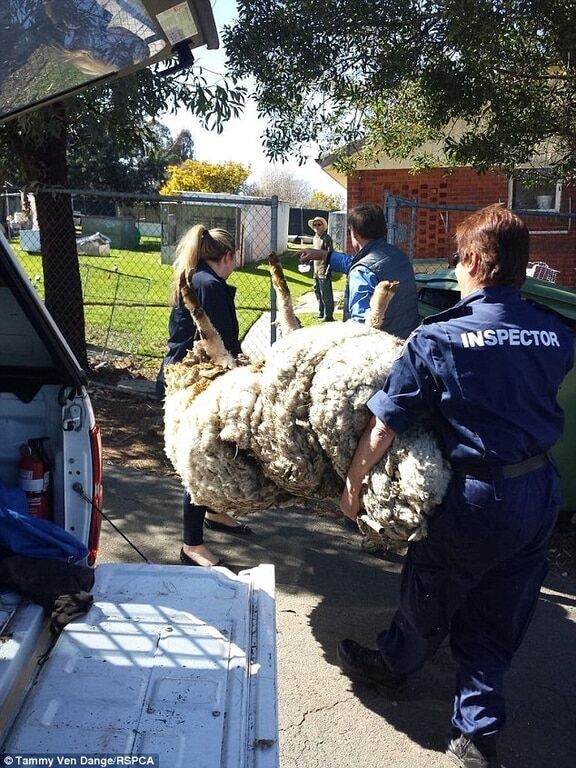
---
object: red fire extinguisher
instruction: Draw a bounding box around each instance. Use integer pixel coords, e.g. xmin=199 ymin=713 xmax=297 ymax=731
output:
xmin=18 ymin=439 xmax=51 ymax=520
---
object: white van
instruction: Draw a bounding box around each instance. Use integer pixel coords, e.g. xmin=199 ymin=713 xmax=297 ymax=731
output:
xmin=0 ymin=232 xmax=103 ymax=560
xmin=0 ymin=3 xmax=279 ymax=764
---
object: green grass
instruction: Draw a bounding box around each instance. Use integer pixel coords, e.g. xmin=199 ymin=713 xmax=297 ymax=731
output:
xmin=12 ymin=238 xmax=346 ymax=358
xmin=13 ymin=238 xmax=174 ymax=306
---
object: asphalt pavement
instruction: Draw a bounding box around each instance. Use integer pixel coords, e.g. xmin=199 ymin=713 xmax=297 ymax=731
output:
xmin=100 ymin=463 xmax=576 ymax=768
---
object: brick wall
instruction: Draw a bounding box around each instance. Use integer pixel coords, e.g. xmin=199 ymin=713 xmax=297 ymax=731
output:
xmin=346 ymin=167 xmax=576 ymax=289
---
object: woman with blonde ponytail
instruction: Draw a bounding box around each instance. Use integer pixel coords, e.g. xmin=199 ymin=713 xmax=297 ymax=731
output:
xmin=157 ymin=224 xmax=253 ymax=567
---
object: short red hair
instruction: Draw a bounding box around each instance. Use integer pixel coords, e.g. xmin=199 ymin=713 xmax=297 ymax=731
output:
xmin=456 ymin=204 xmax=529 ymax=288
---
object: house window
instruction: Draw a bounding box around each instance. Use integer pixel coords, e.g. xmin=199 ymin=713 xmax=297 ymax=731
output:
xmin=510 ymin=169 xmax=561 ymax=211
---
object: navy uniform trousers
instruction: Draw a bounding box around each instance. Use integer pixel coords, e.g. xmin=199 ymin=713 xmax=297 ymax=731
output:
xmin=378 ymin=462 xmax=560 ymax=742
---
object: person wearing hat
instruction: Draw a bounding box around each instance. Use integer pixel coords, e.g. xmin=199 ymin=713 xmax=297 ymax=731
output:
xmin=308 ymin=216 xmax=335 ymax=322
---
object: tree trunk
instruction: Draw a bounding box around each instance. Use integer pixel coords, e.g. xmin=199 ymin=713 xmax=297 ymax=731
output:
xmin=32 ymin=107 xmax=88 ymax=370
xmin=36 ymin=189 xmax=88 ymax=370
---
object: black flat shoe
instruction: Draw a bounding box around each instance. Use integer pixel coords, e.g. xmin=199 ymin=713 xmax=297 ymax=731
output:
xmin=446 ymin=735 xmax=500 ymax=768
xmin=179 ymin=548 xmax=223 ymax=567
xmin=204 ymin=518 xmax=253 ymax=536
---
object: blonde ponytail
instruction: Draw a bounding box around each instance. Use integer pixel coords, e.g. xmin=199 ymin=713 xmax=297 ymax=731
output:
xmin=171 ymin=225 xmax=236 ymax=305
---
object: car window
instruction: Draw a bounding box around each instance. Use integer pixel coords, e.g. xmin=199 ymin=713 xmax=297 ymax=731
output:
xmin=0 ymin=233 xmax=87 ymax=390
xmin=0 ymin=0 xmax=218 ymax=123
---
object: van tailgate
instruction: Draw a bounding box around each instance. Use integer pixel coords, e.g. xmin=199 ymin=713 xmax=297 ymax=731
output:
xmin=1 ymin=563 xmax=278 ymax=767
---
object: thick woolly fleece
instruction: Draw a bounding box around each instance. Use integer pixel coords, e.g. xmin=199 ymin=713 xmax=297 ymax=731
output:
xmin=164 ymin=348 xmax=294 ymax=513
xmin=250 ymin=321 xmax=373 ymax=498
xmin=164 ymin=322 xmax=452 ymax=552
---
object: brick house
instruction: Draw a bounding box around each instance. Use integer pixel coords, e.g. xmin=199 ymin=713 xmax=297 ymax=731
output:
xmin=321 ymin=161 xmax=576 ymax=290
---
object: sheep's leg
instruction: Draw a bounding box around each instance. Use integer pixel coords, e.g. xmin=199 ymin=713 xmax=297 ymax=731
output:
xmin=367 ymin=280 xmax=400 ymax=330
xmin=268 ymin=252 xmax=302 ymax=334
xmin=179 ymin=274 xmax=236 ymax=369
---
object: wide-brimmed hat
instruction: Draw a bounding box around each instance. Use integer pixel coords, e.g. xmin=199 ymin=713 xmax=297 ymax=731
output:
xmin=308 ymin=216 xmax=328 ymax=231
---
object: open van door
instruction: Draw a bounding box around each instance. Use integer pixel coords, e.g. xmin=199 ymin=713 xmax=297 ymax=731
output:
xmin=0 ymin=0 xmax=219 ymax=124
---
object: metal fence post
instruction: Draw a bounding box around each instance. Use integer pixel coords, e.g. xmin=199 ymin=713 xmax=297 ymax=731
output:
xmin=384 ymin=192 xmax=397 ymax=245
xmin=409 ymin=205 xmax=417 ymax=260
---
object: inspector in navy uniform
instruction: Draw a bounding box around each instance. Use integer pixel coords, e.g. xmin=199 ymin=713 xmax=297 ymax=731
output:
xmin=366 ymin=284 xmax=574 ymax=754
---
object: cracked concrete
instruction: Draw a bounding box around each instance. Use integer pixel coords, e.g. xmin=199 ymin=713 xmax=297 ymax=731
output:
xmin=100 ymin=464 xmax=576 ymax=768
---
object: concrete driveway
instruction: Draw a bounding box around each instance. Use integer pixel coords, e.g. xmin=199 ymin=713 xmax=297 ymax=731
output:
xmin=100 ymin=463 xmax=576 ymax=768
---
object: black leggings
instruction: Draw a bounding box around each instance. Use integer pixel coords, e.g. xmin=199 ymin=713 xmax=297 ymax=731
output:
xmin=182 ymin=492 xmax=207 ymax=546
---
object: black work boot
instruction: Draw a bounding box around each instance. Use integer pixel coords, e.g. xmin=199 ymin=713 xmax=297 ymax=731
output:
xmin=336 ymin=639 xmax=406 ymax=693
xmin=446 ymin=734 xmax=500 ymax=768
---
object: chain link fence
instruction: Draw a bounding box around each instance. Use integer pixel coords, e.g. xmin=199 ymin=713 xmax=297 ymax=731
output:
xmin=385 ymin=194 xmax=576 ymax=288
xmin=17 ymin=187 xmax=571 ymax=372
xmin=12 ymin=188 xmax=287 ymax=365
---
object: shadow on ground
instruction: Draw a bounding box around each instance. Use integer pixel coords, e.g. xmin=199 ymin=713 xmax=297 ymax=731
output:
xmin=101 ymin=466 xmax=576 ymax=768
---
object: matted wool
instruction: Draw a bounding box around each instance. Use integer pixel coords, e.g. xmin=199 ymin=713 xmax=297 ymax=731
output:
xmin=165 ymin=364 xmax=294 ymax=513
xmin=163 ymin=266 xmax=453 ymax=546
xmin=309 ymin=330 xmax=405 ymax=477
xmin=249 ymin=321 xmax=373 ymax=498
xmin=360 ymin=425 xmax=452 ymax=551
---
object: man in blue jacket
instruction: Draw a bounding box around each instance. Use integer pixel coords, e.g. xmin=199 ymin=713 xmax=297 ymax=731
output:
xmin=337 ymin=204 xmax=574 ymax=767
xmin=300 ymin=202 xmax=419 ymax=338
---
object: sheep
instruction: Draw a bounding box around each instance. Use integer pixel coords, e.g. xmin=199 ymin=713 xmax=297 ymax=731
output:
xmin=163 ymin=256 xmax=452 ymax=552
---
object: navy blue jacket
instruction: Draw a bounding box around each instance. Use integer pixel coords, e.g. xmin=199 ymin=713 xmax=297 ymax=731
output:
xmin=156 ymin=262 xmax=241 ymax=399
xmin=164 ymin=261 xmax=241 ymax=365
xmin=368 ymin=286 xmax=574 ymax=465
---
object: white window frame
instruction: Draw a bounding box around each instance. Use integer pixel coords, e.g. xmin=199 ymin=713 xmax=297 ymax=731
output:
xmin=508 ymin=170 xmax=562 ymax=212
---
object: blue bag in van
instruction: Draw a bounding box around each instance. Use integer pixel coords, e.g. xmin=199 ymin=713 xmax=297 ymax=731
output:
xmin=0 ymin=483 xmax=88 ymax=563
